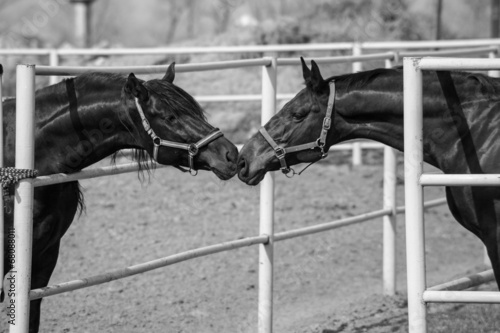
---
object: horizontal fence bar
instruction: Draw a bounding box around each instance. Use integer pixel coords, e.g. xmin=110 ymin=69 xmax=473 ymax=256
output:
xmin=395 ymin=197 xmax=447 ymax=214
xmin=274 ymin=208 xmax=392 ymax=242
xmin=195 ymin=93 xmax=294 ymax=102
xmin=0 ymin=49 xmax=52 ymax=56
xmin=2 ymin=39 xmax=500 ymax=58
xmin=32 ymin=162 xmax=168 ymax=187
xmin=274 ymin=197 xmax=448 ymax=244
xmin=399 ymin=46 xmax=498 ymax=58
xmin=277 ymin=52 xmax=394 ymax=66
xmin=30 ymin=234 xmax=269 ymax=300
xmin=420 ymin=174 xmax=500 ymax=186
xmin=428 ymin=269 xmax=495 ymax=291
xmin=362 ymin=39 xmax=500 ymax=50
xmin=55 ymin=43 xmax=355 ymax=56
xmin=423 ymin=290 xmax=500 ymax=303
xmin=34 ymin=58 xmax=272 ymax=76
xmin=417 ymin=57 xmax=500 ymax=71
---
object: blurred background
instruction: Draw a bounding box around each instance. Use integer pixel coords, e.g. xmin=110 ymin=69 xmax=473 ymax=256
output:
xmin=1 ymin=0 xmax=499 ymax=145
xmin=0 ymin=0 xmax=495 ymax=48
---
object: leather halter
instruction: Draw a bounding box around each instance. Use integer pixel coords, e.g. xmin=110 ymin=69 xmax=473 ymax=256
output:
xmin=134 ymin=98 xmax=223 ymax=176
xmin=259 ymin=81 xmax=336 ymax=176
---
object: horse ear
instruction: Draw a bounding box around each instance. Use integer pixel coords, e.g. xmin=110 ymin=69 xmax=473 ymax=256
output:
xmin=162 ymin=62 xmax=175 ymax=83
xmin=124 ymin=73 xmax=149 ymax=102
xmin=301 ymin=57 xmax=311 ymax=83
xmin=310 ymin=60 xmax=327 ymax=92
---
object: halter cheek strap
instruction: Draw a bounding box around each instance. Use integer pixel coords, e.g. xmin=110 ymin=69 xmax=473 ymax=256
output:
xmin=134 ymin=98 xmax=223 ymax=175
xmin=259 ymin=80 xmax=336 ymax=176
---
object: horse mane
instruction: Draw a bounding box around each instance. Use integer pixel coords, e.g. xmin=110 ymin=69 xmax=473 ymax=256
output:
xmin=325 ymin=67 xmax=401 ymax=92
xmin=144 ymin=80 xmax=206 ymax=121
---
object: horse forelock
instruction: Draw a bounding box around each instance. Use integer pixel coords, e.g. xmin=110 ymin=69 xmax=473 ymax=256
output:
xmin=144 ymin=80 xmax=206 ymax=121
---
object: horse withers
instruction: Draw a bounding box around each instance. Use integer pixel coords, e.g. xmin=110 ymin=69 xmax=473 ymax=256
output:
xmin=238 ymin=57 xmax=500 ymax=291
xmin=3 ymin=63 xmax=238 ymax=332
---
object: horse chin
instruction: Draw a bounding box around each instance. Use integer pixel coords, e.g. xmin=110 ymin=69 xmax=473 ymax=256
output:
xmin=240 ymin=169 xmax=267 ymax=185
xmin=209 ymin=164 xmax=237 ymax=180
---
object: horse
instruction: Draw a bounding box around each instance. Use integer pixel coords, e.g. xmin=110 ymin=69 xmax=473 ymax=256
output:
xmin=237 ymin=57 xmax=500 ymax=290
xmin=2 ymin=63 xmax=238 ymax=332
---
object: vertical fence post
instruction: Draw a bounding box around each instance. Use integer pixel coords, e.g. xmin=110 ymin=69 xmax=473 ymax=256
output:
xmin=488 ymin=49 xmax=500 ymax=78
xmin=382 ymin=58 xmax=397 ymax=296
xmin=258 ymin=56 xmax=277 ymax=333
xmin=485 ymin=50 xmax=498 ymax=267
xmin=0 ymin=64 xmax=4 ymax=297
xmin=351 ymin=43 xmax=363 ymax=166
xmin=49 ymin=50 xmax=59 ymax=86
xmin=10 ymin=64 xmax=36 ymax=333
xmin=403 ymin=58 xmax=427 ymax=333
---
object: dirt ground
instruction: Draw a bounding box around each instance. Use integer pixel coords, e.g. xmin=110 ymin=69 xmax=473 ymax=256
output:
xmin=0 ymin=154 xmax=493 ymax=332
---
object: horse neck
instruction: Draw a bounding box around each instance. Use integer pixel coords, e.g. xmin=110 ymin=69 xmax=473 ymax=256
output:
xmin=333 ymin=70 xmax=451 ymax=169
xmin=35 ymin=78 xmax=142 ymax=174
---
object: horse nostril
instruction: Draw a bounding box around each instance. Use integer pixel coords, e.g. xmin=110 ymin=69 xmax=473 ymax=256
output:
xmin=226 ymin=149 xmax=236 ymax=163
xmin=237 ymin=156 xmax=248 ymax=176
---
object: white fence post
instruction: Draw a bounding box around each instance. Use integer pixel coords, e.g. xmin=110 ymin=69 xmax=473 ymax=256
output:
xmin=258 ymin=56 xmax=277 ymax=333
xmin=351 ymin=43 xmax=363 ymax=166
xmin=11 ymin=64 xmax=36 ymax=333
xmin=49 ymin=50 xmax=59 ymax=86
xmin=382 ymin=58 xmax=397 ymax=296
xmin=488 ymin=49 xmax=500 ymax=78
xmin=0 ymin=64 xmax=4 ymax=297
xmin=403 ymin=58 xmax=427 ymax=333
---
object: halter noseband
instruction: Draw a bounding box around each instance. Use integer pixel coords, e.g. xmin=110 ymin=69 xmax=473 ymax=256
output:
xmin=134 ymin=98 xmax=223 ymax=176
xmin=259 ymin=81 xmax=336 ymax=177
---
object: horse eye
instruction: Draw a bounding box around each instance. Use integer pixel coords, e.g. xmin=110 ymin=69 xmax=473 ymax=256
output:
xmin=292 ymin=112 xmax=307 ymax=121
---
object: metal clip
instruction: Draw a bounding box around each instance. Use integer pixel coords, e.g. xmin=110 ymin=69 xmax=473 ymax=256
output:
xmin=323 ymin=117 xmax=331 ymax=130
xmin=188 ymin=144 xmax=199 ymax=157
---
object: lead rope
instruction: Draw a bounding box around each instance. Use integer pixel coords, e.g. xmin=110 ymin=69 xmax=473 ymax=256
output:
xmin=0 ymin=167 xmax=39 ymax=213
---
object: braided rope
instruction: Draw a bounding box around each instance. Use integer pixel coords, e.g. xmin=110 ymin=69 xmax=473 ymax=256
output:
xmin=0 ymin=167 xmax=38 ymax=198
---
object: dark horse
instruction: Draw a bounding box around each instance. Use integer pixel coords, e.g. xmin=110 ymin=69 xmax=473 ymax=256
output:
xmin=3 ymin=63 xmax=238 ymax=332
xmin=238 ymin=58 xmax=500 ymax=290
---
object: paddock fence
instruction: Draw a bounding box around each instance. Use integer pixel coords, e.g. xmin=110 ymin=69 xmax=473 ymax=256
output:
xmin=404 ymin=56 xmax=500 ymax=333
xmin=4 ymin=41 xmax=500 ymax=333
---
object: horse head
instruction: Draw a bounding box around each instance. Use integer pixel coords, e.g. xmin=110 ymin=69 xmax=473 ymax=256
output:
xmin=238 ymin=58 xmax=335 ymax=185
xmin=123 ymin=63 xmax=238 ymax=180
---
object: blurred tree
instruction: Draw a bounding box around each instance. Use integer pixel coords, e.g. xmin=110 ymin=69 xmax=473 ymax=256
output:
xmin=492 ymin=0 xmax=500 ymax=37
xmin=435 ymin=0 xmax=442 ymax=40
xmin=165 ymin=0 xmax=181 ymax=44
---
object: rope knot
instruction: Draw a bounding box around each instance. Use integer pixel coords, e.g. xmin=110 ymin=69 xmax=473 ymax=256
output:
xmin=0 ymin=167 xmax=38 ymax=212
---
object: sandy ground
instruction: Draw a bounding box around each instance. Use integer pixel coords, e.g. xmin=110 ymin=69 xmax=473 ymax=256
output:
xmin=0 ymin=156 xmax=492 ymax=332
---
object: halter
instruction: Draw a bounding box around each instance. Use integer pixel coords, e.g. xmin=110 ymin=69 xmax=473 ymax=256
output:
xmin=259 ymin=81 xmax=336 ymax=177
xmin=134 ymin=98 xmax=223 ymax=176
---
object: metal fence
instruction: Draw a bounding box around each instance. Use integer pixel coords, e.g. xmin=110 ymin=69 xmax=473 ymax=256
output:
xmin=5 ymin=40 xmax=500 ymax=332
xmin=403 ymin=57 xmax=500 ymax=333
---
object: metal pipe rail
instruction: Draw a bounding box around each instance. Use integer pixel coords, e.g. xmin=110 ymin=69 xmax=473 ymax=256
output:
xmin=29 ymin=235 xmax=269 ymax=301
xmin=423 ymin=291 xmax=500 ymax=303
xmin=32 ymin=162 xmax=167 ymax=187
xmin=2 ymin=38 xmax=500 ymax=58
xmin=428 ymin=270 xmax=495 ymax=292
xmin=277 ymin=52 xmax=394 ymax=66
xmin=34 ymin=58 xmax=273 ymax=75
xmin=398 ymin=46 xmax=498 ymax=59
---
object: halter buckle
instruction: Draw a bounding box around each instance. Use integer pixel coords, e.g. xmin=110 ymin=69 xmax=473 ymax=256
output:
xmin=274 ymin=147 xmax=286 ymax=159
xmin=323 ymin=117 xmax=331 ymax=130
xmin=188 ymin=144 xmax=199 ymax=156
